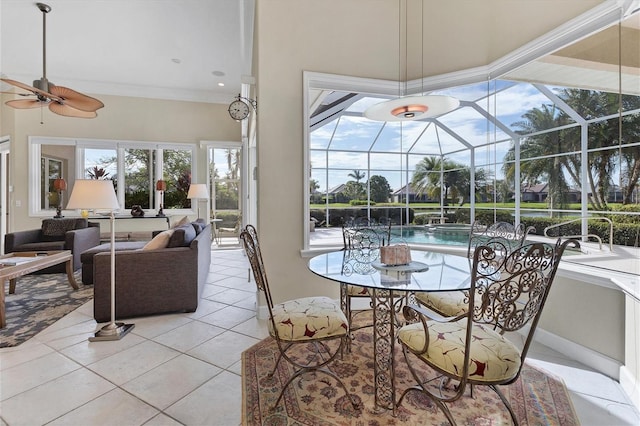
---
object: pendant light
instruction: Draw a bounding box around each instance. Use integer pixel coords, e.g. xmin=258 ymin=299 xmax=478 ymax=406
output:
xmin=364 ymin=0 xmax=459 ymax=122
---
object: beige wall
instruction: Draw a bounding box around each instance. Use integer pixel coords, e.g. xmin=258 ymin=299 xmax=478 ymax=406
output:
xmin=254 ymin=0 xmax=605 ymax=302
xmin=2 ymin=94 xmax=240 ymax=232
xmin=540 ymin=276 xmax=626 ymax=362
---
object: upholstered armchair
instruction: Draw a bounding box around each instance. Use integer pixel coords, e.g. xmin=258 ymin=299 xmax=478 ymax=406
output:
xmin=5 ymin=218 xmax=100 ymax=273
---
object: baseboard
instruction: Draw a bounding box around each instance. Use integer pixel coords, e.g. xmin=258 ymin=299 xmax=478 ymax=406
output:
xmin=620 ymin=366 xmax=640 ymax=411
xmin=524 ymin=325 xmax=622 ymax=380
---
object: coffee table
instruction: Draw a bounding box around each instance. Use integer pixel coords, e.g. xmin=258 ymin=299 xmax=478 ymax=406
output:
xmin=0 ymin=250 xmax=78 ymax=328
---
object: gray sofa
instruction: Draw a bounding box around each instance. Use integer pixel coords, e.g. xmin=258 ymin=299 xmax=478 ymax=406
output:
xmin=90 ymin=222 xmax=211 ymax=322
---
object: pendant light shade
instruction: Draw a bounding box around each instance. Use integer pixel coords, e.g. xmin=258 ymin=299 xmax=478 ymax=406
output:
xmin=364 ymin=95 xmax=459 ymax=122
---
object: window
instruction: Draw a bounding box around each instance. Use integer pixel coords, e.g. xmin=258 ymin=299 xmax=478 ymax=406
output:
xmin=29 ymin=138 xmax=196 ymax=216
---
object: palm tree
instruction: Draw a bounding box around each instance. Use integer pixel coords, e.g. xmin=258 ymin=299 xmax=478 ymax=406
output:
xmin=503 ymin=104 xmax=573 ymax=213
xmin=348 ymin=169 xmax=366 ymax=184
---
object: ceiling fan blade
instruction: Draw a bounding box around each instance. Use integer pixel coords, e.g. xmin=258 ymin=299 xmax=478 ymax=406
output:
xmin=1 ymin=78 xmax=58 ymax=100
xmin=5 ymin=99 xmax=47 ymax=109
xmin=49 ymin=102 xmax=97 ymax=118
xmin=49 ymin=85 xmax=104 ymax=112
xmin=1 ymin=91 xmax=34 ymax=97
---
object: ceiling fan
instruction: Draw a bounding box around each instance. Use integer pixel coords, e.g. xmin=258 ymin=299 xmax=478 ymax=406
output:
xmin=0 ymin=3 xmax=104 ymax=119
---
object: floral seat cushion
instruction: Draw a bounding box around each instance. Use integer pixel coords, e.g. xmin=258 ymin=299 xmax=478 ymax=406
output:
xmin=415 ymin=291 xmax=468 ymax=317
xmin=269 ymin=296 xmax=348 ymax=342
xmin=398 ymin=320 xmax=521 ymax=383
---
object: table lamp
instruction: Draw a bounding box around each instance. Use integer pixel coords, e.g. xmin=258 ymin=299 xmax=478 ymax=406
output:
xmin=53 ymin=178 xmax=67 ymax=218
xmin=187 ymin=183 xmax=208 ymax=220
xmin=66 ymin=179 xmax=135 ymax=341
xmin=156 ymin=180 xmax=167 ymax=217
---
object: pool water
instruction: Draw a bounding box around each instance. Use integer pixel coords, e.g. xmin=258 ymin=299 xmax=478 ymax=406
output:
xmin=389 ymin=226 xmax=469 ymax=246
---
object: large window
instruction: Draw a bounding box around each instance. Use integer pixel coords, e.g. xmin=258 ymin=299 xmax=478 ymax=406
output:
xmin=305 ymin=7 xmax=640 ymax=249
xmin=208 ymin=145 xmax=242 ymax=230
xmin=29 ymin=138 xmax=196 ymax=216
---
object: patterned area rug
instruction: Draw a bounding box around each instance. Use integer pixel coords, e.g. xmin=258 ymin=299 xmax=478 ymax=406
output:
xmin=242 ymin=326 xmax=579 ymax=425
xmin=1 ymin=271 xmax=91 ymax=347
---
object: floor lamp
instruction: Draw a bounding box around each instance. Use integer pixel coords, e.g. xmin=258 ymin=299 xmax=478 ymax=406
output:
xmin=66 ymin=179 xmax=135 ymax=341
xmin=187 ymin=183 xmax=208 ymax=220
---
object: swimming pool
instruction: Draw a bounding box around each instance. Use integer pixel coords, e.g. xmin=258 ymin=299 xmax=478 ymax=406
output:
xmin=389 ymin=225 xmax=469 ymax=246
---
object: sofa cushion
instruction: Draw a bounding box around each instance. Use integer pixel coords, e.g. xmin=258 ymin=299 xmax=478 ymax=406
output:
xmin=41 ymin=218 xmax=87 ymax=242
xmin=143 ymin=229 xmax=174 ymax=250
xmin=12 ymin=241 xmax=66 ymax=252
xmin=168 ymin=224 xmax=197 ymax=248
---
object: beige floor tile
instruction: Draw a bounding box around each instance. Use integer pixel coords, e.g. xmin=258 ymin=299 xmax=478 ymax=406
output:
xmin=47 ymin=388 xmax=159 ymax=426
xmin=231 ymin=316 xmax=268 ymax=340
xmin=122 ymin=354 xmax=222 ymax=409
xmin=207 ymin=288 xmax=254 ymax=305
xmin=164 ymin=371 xmax=241 ymax=426
xmin=188 ymin=330 xmax=259 ymax=369
xmin=33 ymin=318 xmax=99 ymax=350
xmin=0 ymin=340 xmax=54 ymax=370
xmin=153 ymin=320 xmax=225 ymax=352
xmin=197 ymin=305 xmax=255 ymax=330
xmin=88 ymin=340 xmax=180 ymax=385
xmin=128 ymin=314 xmax=193 ymax=339
xmin=143 ymin=413 xmax=184 ymax=425
xmin=59 ymin=333 xmax=146 ymax=366
xmin=181 ymin=296 xmax=226 ymax=319
xmin=1 ymin=352 xmax=81 ymax=401
xmin=0 ymin=368 xmax=114 ymax=426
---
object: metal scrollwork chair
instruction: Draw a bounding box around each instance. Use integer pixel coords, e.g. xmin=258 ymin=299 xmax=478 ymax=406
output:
xmin=415 ymin=221 xmax=535 ymax=317
xmin=397 ymin=238 xmax=578 ymax=425
xmin=240 ymin=225 xmax=360 ymax=411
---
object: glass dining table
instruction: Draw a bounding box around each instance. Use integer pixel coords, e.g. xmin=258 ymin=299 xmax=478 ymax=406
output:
xmin=308 ymin=248 xmax=472 ymax=413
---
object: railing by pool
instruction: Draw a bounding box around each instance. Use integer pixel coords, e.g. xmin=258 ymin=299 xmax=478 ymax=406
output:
xmin=543 ymin=216 xmax=614 ymax=252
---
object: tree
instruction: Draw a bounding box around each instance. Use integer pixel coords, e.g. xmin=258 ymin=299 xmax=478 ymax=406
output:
xmin=348 ymin=169 xmax=366 ymax=184
xmin=503 ymin=104 xmax=573 ymax=213
xmin=368 ymin=175 xmax=391 ymax=203
xmin=342 ymin=181 xmax=365 ymax=201
xmin=411 ymin=156 xmax=480 ymax=205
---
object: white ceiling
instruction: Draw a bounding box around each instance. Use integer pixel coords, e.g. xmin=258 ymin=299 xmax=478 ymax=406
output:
xmin=0 ymin=0 xmax=255 ymax=104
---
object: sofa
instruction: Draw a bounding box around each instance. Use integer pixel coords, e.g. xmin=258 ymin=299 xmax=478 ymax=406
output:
xmin=4 ymin=218 xmax=101 ymax=273
xmin=89 ymin=220 xmax=211 ymax=322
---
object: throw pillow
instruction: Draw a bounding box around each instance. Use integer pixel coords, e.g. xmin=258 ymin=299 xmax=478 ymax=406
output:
xmin=142 ymin=229 xmax=174 ymax=250
xmin=171 ymin=216 xmax=190 ymax=228
xmin=191 ymin=221 xmax=206 ymax=235
xmin=41 ymin=218 xmax=85 ymax=242
xmin=168 ymin=223 xmax=197 ymax=248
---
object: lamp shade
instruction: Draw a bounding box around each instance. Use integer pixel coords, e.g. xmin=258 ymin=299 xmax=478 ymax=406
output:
xmin=187 ymin=183 xmax=208 ymax=199
xmin=53 ymin=178 xmax=67 ymax=191
xmin=364 ymin=95 xmax=460 ymax=122
xmin=156 ymin=180 xmax=167 ymax=191
xmin=66 ymin=179 xmax=119 ymax=210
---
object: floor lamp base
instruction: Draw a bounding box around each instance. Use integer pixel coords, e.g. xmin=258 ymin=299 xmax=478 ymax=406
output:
xmin=89 ymin=322 xmax=135 ymax=342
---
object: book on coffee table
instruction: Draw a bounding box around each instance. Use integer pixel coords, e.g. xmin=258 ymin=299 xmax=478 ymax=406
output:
xmin=0 ymin=257 xmax=39 ymax=267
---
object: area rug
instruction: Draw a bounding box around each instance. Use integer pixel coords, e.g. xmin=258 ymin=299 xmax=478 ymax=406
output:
xmin=1 ymin=271 xmax=91 ymax=348
xmin=242 ymin=326 xmax=579 ymax=425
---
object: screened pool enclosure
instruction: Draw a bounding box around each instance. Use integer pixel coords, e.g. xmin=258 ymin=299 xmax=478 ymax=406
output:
xmin=306 ymin=8 xmax=640 ymax=248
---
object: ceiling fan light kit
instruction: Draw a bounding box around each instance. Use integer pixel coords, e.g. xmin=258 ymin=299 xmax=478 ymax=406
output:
xmin=1 ymin=3 xmax=104 ymax=119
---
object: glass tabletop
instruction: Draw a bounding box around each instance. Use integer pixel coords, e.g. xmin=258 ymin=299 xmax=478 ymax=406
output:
xmin=308 ymin=249 xmax=472 ymax=292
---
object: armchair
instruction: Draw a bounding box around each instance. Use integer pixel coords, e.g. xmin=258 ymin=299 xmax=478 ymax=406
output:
xmin=4 ymin=218 xmax=100 ymax=273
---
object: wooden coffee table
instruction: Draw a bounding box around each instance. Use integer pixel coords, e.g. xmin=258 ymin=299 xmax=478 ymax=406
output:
xmin=0 ymin=250 xmax=78 ymax=328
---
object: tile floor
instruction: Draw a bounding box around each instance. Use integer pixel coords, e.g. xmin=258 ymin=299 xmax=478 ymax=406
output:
xmin=1 ymin=248 xmax=639 ymax=425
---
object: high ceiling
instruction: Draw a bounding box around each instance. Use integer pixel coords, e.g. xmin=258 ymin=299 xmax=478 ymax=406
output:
xmin=0 ymin=0 xmax=255 ymax=104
